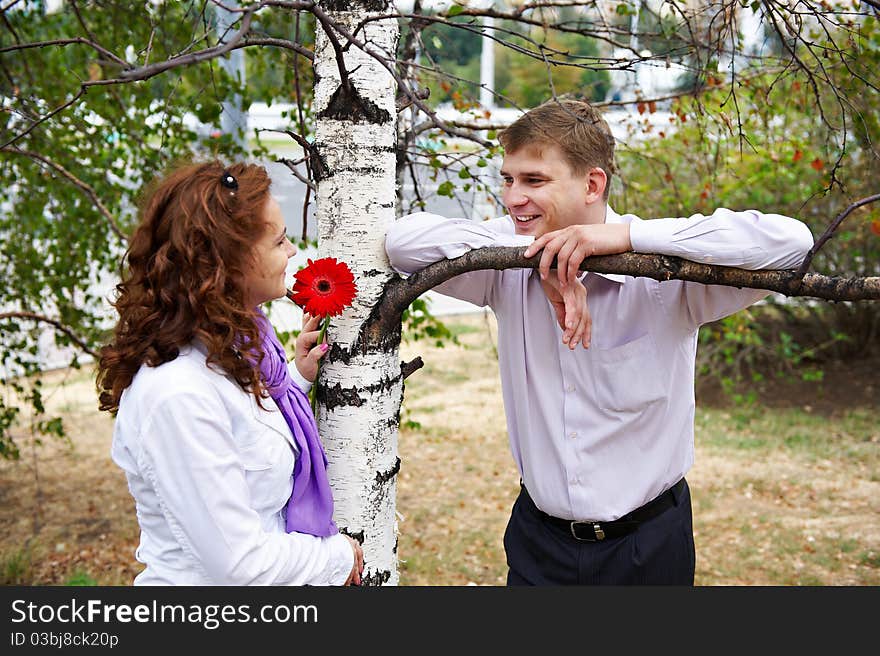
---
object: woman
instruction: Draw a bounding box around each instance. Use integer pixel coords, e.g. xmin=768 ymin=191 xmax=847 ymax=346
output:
xmin=97 ymin=161 xmax=363 ymax=585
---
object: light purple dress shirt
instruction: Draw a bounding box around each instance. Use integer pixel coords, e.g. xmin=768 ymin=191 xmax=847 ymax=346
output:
xmin=385 ymin=206 xmax=814 ymax=521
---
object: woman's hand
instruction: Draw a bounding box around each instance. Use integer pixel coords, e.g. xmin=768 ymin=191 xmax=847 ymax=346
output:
xmin=343 ymin=535 xmax=364 ymax=586
xmin=540 ymin=275 xmax=592 ymax=350
xmin=294 ymin=313 xmax=329 ymax=382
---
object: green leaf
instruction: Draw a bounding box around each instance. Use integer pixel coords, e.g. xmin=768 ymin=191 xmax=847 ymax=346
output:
xmin=447 ymin=5 xmax=464 ymax=17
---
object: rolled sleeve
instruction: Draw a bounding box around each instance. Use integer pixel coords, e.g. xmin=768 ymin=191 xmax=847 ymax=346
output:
xmin=385 ymin=212 xmax=533 ymax=307
xmin=385 ymin=212 xmax=533 ymax=276
xmin=629 ymin=208 xmax=813 ymax=270
xmin=288 ymin=360 xmax=313 ymax=394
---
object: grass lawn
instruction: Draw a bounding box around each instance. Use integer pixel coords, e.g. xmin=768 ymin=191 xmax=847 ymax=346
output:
xmin=1 ymin=312 xmax=877 ymax=585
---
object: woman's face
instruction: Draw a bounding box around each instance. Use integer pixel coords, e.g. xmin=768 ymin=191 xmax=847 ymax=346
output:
xmin=243 ymin=196 xmax=296 ymax=308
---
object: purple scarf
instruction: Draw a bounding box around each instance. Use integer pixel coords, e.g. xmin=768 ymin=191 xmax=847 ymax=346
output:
xmin=255 ymin=310 xmax=336 ymax=537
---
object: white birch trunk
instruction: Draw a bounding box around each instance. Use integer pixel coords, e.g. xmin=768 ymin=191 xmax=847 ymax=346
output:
xmin=312 ymin=1 xmax=402 ymax=585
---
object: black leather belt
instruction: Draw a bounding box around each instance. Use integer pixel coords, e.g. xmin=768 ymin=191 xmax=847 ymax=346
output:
xmin=522 ymin=478 xmax=685 ymax=542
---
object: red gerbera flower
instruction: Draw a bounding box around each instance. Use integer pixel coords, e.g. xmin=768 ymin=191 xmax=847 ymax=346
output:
xmin=287 ymin=257 xmax=357 ymax=318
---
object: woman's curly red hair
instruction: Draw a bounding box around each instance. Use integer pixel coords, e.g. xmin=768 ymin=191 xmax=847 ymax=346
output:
xmin=97 ymin=160 xmax=274 ymax=413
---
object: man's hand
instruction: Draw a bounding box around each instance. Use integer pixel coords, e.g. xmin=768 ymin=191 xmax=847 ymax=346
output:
xmin=541 ymin=275 xmax=591 ymax=350
xmin=524 ymin=223 xmax=632 ymax=287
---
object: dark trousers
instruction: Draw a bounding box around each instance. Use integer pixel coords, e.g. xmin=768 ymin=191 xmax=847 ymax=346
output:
xmin=504 ymin=480 xmax=696 ymax=585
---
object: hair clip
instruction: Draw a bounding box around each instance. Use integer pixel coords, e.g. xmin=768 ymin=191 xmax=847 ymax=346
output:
xmin=220 ymin=171 xmax=238 ymax=192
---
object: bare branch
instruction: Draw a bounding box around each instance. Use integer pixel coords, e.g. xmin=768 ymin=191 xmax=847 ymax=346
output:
xmin=307 ymin=5 xmax=493 ymax=148
xmin=0 ymin=312 xmax=98 ymax=359
xmin=0 ymin=36 xmax=129 ymax=67
xmin=795 ymin=194 xmax=880 ymax=278
xmin=400 ymin=356 xmax=423 ymax=380
xmin=1 ymin=146 xmax=128 ymax=241
xmin=380 ymin=248 xmax=880 ymax=328
xmin=277 ymin=155 xmax=318 ymax=193
xmin=117 ymin=8 xmax=256 ymax=81
xmin=242 ymin=36 xmax=314 ymax=60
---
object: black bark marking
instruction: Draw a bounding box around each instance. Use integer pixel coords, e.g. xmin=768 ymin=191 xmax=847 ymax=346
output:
xmin=317 ymin=83 xmax=391 ymax=125
xmin=361 ymin=569 xmax=391 ymax=586
xmin=339 ymin=165 xmax=393 ymax=175
xmin=375 ymin=457 xmax=401 ymax=485
xmin=320 ymin=381 xmax=365 ymax=409
xmin=322 ymin=0 xmax=388 ymax=11
xmin=319 ymin=372 xmax=402 ymax=411
xmin=340 ymin=528 xmax=365 ymax=544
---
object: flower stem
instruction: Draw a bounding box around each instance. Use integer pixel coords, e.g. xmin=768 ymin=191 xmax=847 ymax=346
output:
xmin=309 ymin=317 xmax=330 ymax=414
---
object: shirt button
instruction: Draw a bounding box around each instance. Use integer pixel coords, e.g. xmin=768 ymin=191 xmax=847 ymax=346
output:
xmin=565 ymin=385 xmax=575 ymax=392
xmin=569 ymin=432 xmax=578 ymax=439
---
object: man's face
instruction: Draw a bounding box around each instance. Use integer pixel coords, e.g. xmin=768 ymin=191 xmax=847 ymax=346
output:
xmin=500 ymin=143 xmax=591 ymax=238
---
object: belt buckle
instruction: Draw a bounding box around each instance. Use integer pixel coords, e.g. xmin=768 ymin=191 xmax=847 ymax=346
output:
xmin=570 ymin=521 xmax=605 ymax=541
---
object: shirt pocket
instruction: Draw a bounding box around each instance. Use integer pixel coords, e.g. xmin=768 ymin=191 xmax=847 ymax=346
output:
xmin=238 ymin=432 xmax=294 ymax=519
xmin=238 ymin=436 xmax=275 ymax=472
xmin=591 ymin=333 xmax=665 ymax=413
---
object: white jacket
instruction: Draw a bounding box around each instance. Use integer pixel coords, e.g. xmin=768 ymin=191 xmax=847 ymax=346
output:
xmin=111 ymin=342 xmax=353 ymax=585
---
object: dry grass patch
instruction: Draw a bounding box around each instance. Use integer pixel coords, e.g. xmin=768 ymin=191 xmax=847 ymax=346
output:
xmin=1 ymin=310 xmax=877 ymax=586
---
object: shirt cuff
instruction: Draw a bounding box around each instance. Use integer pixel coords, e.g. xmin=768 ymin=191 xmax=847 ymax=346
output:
xmin=325 ymin=532 xmax=355 ymax=586
xmin=288 ymin=360 xmax=313 ymax=393
xmin=628 ymin=217 xmax=669 ymax=255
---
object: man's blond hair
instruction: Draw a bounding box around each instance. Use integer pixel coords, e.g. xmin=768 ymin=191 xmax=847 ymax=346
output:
xmin=498 ymin=99 xmax=616 ymax=200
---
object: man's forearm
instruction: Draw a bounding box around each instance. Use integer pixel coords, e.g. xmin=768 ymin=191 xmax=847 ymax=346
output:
xmin=629 ymin=209 xmax=814 ymax=270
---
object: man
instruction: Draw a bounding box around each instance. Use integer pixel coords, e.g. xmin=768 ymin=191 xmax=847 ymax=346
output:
xmin=385 ymin=99 xmax=814 ymax=585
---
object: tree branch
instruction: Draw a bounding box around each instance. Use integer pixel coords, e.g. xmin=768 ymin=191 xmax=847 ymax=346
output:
xmin=400 ymin=356 xmax=424 ymax=380
xmin=307 ymin=5 xmax=493 ymax=147
xmin=376 ymin=248 xmax=880 ymax=337
xmin=1 ymin=146 xmax=128 ymax=241
xmin=795 ymin=193 xmax=880 ymax=278
xmin=0 ymin=312 xmax=98 ymax=359
xmin=0 ymin=36 xmax=129 ymax=67
xmin=117 ymin=7 xmax=257 ymax=81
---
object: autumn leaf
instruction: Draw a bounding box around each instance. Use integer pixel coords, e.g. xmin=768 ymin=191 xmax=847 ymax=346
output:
xmin=637 ymin=102 xmax=646 ymax=115
xmin=810 ymin=158 xmax=824 ymax=171
xmin=871 ymin=220 xmax=880 ymax=237
xmin=648 ymin=100 xmax=657 ymax=113
xmin=793 ymin=150 xmax=803 ymax=163
xmin=88 ymin=61 xmax=102 ymax=81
